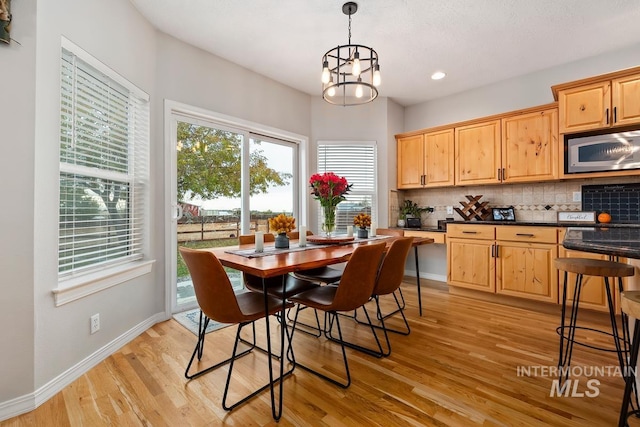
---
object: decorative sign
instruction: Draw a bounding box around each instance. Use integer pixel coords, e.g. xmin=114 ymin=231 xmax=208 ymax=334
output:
xmin=557 ymin=211 xmax=596 ymax=224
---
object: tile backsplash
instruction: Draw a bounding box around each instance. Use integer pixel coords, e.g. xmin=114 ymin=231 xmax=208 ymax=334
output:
xmin=399 ymin=176 xmax=640 ymax=227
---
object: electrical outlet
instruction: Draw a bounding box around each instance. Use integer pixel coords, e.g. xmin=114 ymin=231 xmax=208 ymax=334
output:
xmin=90 ymin=313 xmax=100 ymax=334
xmin=446 ymin=206 xmax=454 ymax=215
xmin=573 ymin=191 xmax=581 ymax=202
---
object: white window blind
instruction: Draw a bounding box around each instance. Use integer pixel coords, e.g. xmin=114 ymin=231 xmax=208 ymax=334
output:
xmin=317 ymin=142 xmax=377 ymax=233
xmin=59 ymin=43 xmax=149 ymax=277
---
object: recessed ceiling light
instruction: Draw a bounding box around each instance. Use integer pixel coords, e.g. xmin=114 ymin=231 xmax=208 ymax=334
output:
xmin=431 ymin=71 xmax=446 ymax=80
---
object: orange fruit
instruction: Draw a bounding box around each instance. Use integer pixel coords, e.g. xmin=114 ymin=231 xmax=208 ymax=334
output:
xmin=597 ymin=212 xmax=611 ymax=223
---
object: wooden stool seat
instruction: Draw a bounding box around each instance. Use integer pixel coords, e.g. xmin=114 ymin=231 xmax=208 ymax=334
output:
xmin=621 ymin=291 xmax=640 ymax=320
xmin=554 ymin=257 xmax=635 ymax=278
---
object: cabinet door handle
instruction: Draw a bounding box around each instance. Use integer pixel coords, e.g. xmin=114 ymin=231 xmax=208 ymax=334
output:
xmin=516 ymin=233 xmax=535 ymax=237
xmin=462 ymin=231 xmax=478 ymax=234
xmin=495 ymin=244 xmax=499 ymax=258
xmin=502 ymin=168 xmax=506 ymax=181
xmin=497 ymin=168 xmax=502 ymax=181
xmin=614 ymin=106 xmax=617 ymax=123
xmin=491 ymin=244 xmax=495 ymax=258
xmin=606 ymin=108 xmax=610 ymax=124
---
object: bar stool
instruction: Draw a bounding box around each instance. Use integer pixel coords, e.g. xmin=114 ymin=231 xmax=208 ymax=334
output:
xmin=619 ymin=291 xmax=640 ymax=427
xmin=555 ymin=257 xmax=635 ymax=384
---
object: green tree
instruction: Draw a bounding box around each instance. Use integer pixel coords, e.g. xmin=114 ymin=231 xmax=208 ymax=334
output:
xmin=176 ymin=122 xmax=291 ymax=201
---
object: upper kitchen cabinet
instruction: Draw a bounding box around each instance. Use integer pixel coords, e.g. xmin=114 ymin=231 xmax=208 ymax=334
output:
xmin=455 ymin=119 xmax=501 ymax=185
xmin=397 ymin=134 xmax=424 ymax=188
xmin=553 ymin=67 xmax=640 ymax=134
xmin=397 ymin=128 xmax=454 ymax=189
xmin=424 ymin=129 xmax=455 ymax=187
xmin=501 ymin=107 xmax=558 ymax=183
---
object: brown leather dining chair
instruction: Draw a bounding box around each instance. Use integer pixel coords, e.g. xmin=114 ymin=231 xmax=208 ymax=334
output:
xmin=239 ymin=233 xmax=322 ymax=336
xmin=178 ymin=247 xmax=294 ymax=411
xmin=288 ymin=242 xmax=387 ymax=388
xmin=332 ymin=237 xmax=414 ymax=358
xmin=290 ymin=228 xmax=344 ymax=285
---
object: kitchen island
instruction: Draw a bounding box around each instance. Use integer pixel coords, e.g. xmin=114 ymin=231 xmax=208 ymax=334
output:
xmin=563 ymin=227 xmax=640 ymax=259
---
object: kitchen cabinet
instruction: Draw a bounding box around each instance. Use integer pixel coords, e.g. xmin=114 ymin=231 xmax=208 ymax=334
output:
xmin=494 ymin=226 xmax=558 ymax=303
xmin=554 ymin=71 xmax=640 ymax=134
xmin=397 ymin=129 xmax=454 ymax=189
xmin=397 ymin=134 xmax=424 ymax=188
xmin=454 ymin=107 xmax=558 ymax=186
xmin=501 ymin=108 xmax=558 ymax=182
xmin=447 ymin=224 xmax=558 ymax=303
xmin=455 ymin=120 xmax=501 ymax=185
xmin=447 ymin=224 xmax=495 ymax=292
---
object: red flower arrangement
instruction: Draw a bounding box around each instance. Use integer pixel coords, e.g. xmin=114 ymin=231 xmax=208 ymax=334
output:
xmin=309 ymin=172 xmax=352 ymax=235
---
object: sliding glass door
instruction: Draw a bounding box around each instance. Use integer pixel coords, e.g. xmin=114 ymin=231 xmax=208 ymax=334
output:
xmin=168 ymin=110 xmax=298 ymax=313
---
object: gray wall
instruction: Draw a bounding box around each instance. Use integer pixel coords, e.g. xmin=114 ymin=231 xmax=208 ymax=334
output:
xmin=310 ymin=97 xmax=403 ymax=229
xmin=404 ymin=42 xmax=640 ymax=131
xmin=0 ymin=0 xmax=36 ymax=402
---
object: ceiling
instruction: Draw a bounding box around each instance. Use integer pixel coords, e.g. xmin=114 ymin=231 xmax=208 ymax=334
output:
xmin=129 ymin=0 xmax=640 ymax=107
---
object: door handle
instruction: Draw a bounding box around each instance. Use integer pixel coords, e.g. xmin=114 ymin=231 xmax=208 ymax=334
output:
xmin=516 ymin=233 xmax=535 ymax=237
xmin=491 ymin=244 xmax=495 ymax=258
xmin=462 ymin=231 xmax=478 ymax=234
xmin=606 ymin=108 xmax=610 ymax=125
xmin=173 ymin=203 xmax=183 ymax=220
xmin=614 ymin=106 xmax=617 ymax=123
xmin=502 ymin=168 xmax=506 ymax=181
xmin=497 ymin=168 xmax=502 ymax=181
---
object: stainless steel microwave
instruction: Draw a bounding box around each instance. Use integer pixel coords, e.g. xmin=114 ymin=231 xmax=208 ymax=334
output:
xmin=566 ymin=130 xmax=640 ymax=173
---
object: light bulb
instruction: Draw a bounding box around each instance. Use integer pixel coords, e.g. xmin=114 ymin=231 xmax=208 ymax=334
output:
xmin=355 ymin=81 xmax=363 ymax=98
xmin=327 ymin=83 xmax=336 ymax=97
xmin=321 ymin=60 xmax=330 ymax=84
xmin=373 ymin=64 xmax=381 ymax=87
xmin=352 ymin=51 xmax=361 ymax=76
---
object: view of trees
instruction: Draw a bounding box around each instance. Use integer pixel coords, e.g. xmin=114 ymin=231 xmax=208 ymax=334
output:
xmin=176 ymin=122 xmax=291 ymax=202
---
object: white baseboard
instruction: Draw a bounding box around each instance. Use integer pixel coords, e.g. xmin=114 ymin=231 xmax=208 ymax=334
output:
xmin=404 ymin=269 xmax=447 ymax=284
xmin=0 ymin=311 xmax=169 ymax=422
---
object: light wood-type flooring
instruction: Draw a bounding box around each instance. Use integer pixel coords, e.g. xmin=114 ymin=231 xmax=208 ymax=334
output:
xmin=2 ymin=280 xmax=637 ymax=426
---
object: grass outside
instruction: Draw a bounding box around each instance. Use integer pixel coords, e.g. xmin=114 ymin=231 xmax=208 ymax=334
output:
xmin=177 ymin=238 xmax=238 ymax=278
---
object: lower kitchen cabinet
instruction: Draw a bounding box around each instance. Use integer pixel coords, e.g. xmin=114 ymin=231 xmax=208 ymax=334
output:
xmin=496 ymin=240 xmax=558 ymax=303
xmin=447 ymin=224 xmax=558 ymax=303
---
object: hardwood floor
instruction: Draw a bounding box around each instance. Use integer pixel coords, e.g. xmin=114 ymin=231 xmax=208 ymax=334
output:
xmin=2 ymin=280 xmax=635 ymax=426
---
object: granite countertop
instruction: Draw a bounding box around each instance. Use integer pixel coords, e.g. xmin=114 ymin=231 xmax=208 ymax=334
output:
xmin=562 ymin=227 xmax=640 ymax=259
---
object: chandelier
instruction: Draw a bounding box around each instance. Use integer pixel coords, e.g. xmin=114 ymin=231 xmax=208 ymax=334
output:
xmin=321 ymin=2 xmax=380 ymax=106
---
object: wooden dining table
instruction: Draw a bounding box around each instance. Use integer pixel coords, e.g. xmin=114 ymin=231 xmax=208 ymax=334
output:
xmin=203 ymin=234 xmax=434 ymax=420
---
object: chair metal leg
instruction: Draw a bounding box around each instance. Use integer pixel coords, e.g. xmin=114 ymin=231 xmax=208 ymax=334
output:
xmin=354 ymin=291 xmax=411 ymax=336
xmin=285 ymin=305 xmax=322 ymax=337
xmin=557 ymin=271 xmax=583 ymax=385
xmin=184 ymin=315 xmax=256 ymax=380
xmin=326 ymin=303 xmax=387 ymax=358
xmin=619 ymin=319 xmax=640 ymax=427
xmin=290 ymin=308 xmax=352 ymax=388
xmin=221 ymin=321 xmax=294 ymax=412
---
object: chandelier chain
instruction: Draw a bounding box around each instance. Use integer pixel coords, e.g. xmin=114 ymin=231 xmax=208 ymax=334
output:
xmin=348 ymin=13 xmax=352 ymax=45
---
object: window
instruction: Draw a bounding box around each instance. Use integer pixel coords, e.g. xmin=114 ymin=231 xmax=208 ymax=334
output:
xmin=58 ymin=40 xmax=149 ymax=279
xmin=317 ymin=142 xmax=377 ymax=232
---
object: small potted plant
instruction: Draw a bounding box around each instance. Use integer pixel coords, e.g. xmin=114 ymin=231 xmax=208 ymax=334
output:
xmin=398 ymin=200 xmax=432 ymax=227
xmin=268 ymin=213 xmax=296 ymax=248
xmin=353 ymin=213 xmax=371 ymax=238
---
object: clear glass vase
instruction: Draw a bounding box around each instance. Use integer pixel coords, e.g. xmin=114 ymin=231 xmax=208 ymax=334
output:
xmin=322 ymin=205 xmax=336 ymax=237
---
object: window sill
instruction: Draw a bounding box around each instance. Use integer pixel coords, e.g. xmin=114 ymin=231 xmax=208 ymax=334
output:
xmin=52 ymin=260 xmax=155 ymax=306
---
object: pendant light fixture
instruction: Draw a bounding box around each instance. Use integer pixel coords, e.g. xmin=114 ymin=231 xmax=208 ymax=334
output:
xmin=321 ymin=2 xmax=380 ymax=106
